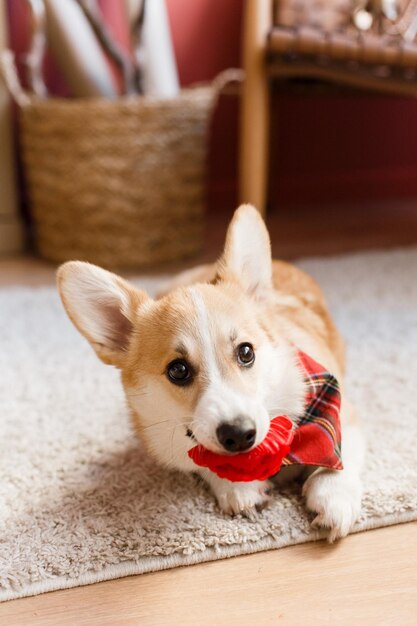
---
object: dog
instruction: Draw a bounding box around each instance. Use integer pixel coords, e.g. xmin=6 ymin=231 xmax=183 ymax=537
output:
xmin=57 ymin=204 xmax=365 ymax=541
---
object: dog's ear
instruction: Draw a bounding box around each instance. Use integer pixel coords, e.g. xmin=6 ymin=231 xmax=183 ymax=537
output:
xmin=57 ymin=261 xmax=150 ymax=367
xmin=219 ymin=204 xmax=272 ymax=297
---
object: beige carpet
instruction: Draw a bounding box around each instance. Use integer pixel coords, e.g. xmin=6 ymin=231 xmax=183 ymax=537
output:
xmin=1 ymin=248 xmax=417 ymax=602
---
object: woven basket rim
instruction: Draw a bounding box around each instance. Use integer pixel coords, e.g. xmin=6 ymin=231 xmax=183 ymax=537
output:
xmin=19 ymin=84 xmax=216 ymax=111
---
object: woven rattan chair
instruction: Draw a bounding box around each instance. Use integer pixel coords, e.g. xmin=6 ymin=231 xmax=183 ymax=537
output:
xmin=240 ymin=0 xmax=417 ymax=215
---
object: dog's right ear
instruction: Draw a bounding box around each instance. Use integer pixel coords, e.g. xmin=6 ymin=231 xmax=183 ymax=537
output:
xmin=57 ymin=261 xmax=150 ymax=367
xmin=218 ymin=204 xmax=272 ymax=299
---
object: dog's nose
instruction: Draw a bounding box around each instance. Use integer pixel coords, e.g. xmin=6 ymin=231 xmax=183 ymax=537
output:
xmin=216 ymin=417 xmax=257 ymax=453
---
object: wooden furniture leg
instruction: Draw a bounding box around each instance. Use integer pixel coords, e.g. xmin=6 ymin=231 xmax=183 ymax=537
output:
xmin=239 ymin=0 xmax=272 ymax=216
xmin=0 ymin=0 xmax=24 ymax=254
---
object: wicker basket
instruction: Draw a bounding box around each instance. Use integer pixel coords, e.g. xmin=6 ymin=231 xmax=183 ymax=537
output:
xmin=2 ymin=53 xmax=239 ymax=268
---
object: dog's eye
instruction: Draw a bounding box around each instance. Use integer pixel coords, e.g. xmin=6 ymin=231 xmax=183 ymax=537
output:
xmin=167 ymin=359 xmax=192 ymax=386
xmin=237 ymin=343 xmax=255 ymax=367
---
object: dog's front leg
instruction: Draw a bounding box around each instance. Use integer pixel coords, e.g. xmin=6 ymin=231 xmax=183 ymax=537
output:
xmin=303 ymin=417 xmax=365 ymax=542
xmin=199 ymin=469 xmax=272 ymax=515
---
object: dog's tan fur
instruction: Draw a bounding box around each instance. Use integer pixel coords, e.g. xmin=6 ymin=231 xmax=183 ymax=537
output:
xmin=57 ymin=205 xmax=364 ymax=541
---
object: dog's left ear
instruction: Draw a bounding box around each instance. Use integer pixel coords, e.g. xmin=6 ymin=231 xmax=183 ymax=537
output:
xmin=57 ymin=261 xmax=150 ymax=367
xmin=219 ymin=204 xmax=272 ymax=298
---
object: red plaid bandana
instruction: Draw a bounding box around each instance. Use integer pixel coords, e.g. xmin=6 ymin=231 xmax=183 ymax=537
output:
xmin=188 ymin=349 xmax=343 ymax=481
xmin=281 ymin=350 xmax=343 ymax=471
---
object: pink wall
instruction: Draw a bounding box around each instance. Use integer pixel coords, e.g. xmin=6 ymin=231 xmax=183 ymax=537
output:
xmin=167 ymin=0 xmax=242 ymax=85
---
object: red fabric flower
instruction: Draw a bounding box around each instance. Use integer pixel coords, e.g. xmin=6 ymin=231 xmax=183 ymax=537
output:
xmin=188 ymin=416 xmax=294 ymax=482
xmin=187 ymin=350 xmax=343 ymax=482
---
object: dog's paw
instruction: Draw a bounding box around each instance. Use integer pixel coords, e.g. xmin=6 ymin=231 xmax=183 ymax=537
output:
xmin=303 ymin=470 xmax=362 ymax=543
xmin=215 ymin=480 xmax=272 ymax=516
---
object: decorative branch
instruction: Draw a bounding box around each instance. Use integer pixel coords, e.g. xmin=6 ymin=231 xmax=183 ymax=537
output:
xmin=125 ymin=0 xmax=145 ymax=26
xmin=76 ymin=0 xmax=141 ymax=95
xmin=25 ymin=0 xmax=48 ymax=97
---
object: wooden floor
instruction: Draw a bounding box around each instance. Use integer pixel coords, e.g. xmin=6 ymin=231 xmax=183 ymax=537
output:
xmin=1 ymin=524 xmax=416 ymax=626
xmin=1 ymin=199 xmax=417 ymax=625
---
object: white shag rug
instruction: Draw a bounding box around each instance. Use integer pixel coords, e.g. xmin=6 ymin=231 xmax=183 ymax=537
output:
xmin=1 ymin=247 xmax=417 ymax=602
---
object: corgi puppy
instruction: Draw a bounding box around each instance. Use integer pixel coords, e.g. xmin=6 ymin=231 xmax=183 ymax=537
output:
xmin=57 ymin=205 xmax=365 ymax=541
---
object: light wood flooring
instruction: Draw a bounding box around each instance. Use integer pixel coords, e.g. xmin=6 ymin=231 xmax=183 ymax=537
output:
xmin=1 ymin=200 xmax=417 ymax=625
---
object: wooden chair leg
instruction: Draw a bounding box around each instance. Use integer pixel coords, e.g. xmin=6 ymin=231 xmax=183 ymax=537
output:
xmin=239 ymin=0 xmax=272 ymax=217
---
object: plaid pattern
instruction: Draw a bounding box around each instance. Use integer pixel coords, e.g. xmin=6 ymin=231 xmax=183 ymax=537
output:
xmin=282 ymin=350 xmax=343 ymax=470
